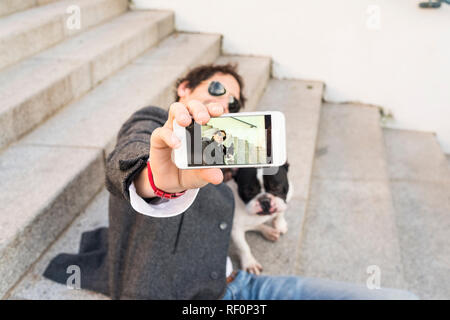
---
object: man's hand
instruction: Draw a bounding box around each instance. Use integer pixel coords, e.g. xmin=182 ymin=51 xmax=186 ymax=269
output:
xmin=134 ymin=100 xmax=226 ymax=198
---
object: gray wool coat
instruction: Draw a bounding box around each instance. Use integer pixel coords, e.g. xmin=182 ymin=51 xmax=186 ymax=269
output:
xmin=44 ymin=106 xmax=235 ymax=300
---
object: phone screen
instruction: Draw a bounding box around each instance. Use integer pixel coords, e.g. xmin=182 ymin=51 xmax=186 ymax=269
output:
xmin=185 ymin=114 xmax=272 ymax=167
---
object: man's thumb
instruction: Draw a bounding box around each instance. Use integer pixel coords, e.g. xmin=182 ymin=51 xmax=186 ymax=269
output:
xmin=197 ymin=168 xmax=224 ymax=185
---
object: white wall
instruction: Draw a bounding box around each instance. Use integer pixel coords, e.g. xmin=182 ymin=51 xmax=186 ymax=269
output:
xmin=132 ymin=0 xmax=450 ymax=153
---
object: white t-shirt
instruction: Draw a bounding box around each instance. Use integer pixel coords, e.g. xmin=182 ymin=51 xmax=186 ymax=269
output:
xmin=129 ymin=182 xmax=233 ymax=277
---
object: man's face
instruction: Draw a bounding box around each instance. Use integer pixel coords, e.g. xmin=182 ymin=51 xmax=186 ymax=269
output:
xmin=177 ymin=72 xmax=241 ymax=113
xmin=213 ymin=131 xmax=225 ymax=143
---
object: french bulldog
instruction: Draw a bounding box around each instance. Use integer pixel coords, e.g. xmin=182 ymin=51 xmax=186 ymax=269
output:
xmin=224 ymin=162 xmax=292 ymax=274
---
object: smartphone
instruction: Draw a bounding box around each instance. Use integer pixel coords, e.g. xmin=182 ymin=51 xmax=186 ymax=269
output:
xmin=172 ymin=111 xmax=286 ymax=169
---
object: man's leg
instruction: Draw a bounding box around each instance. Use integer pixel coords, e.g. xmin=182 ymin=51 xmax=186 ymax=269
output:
xmin=222 ymin=270 xmax=419 ymax=300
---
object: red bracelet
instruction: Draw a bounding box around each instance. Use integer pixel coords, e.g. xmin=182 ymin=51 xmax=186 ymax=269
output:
xmin=147 ymin=161 xmax=186 ymax=199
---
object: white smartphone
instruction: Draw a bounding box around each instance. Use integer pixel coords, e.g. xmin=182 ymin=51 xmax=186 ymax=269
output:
xmin=172 ymin=111 xmax=286 ymax=169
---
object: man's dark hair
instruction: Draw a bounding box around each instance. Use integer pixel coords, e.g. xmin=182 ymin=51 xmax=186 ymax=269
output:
xmin=212 ymin=129 xmax=227 ymax=142
xmin=174 ymin=64 xmax=247 ymax=108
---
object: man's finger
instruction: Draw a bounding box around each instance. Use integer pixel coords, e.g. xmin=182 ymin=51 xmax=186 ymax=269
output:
xmin=197 ymin=168 xmax=224 ymax=185
xmin=181 ymin=168 xmax=224 ymax=189
xmin=206 ymin=102 xmax=225 ymax=117
xmin=174 ymin=105 xmax=192 ymax=127
xmin=166 ymin=102 xmax=188 ymax=130
xmin=150 ymin=126 xmax=181 ymax=151
xmin=186 ymin=100 xmax=210 ymax=125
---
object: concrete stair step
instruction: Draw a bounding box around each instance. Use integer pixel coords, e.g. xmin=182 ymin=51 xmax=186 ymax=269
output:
xmin=0 ymin=0 xmax=128 ymax=71
xmin=0 ymin=32 xmax=221 ymax=299
xmin=228 ymin=79 xmax=325 ymax=275
xmin=235 ymin=138 xmax=246 ymax=164
xmin=296 ymin=103 xmax=406 ymax=290
xmin=247 ymin=142 xmax=257 ymax=164
xmin=0 ymin=146 xmax=105 ymax=299
xmin=383 ymin=128 xmax=450 ymax=299
xmin=7 ymin=53 xmax=273 ymax=299
xmin=0 ymin=10 xmax=174 ymax=151
xmin=8 ymin=189 xmax=111 ymax=300
xmin=0 ymin=1 xmax=60 ymax=18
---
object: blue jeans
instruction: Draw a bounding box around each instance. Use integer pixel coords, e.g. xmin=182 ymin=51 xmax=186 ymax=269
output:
xmin=221 ymin=270 xmax=419 ymax=300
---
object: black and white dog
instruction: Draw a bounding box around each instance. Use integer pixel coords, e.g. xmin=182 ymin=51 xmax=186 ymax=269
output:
xmin=224 ymin=162 xmax=292 ymax=274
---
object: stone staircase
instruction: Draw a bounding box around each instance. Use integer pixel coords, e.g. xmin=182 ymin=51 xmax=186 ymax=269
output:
xmin=0 ymin=1 xmax=449 ymax=300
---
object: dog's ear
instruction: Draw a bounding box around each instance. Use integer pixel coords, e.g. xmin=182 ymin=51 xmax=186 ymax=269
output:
xmin=233 ymin=168 xmax=261 ymax=204
xmin=232 ymin=168 xmax=251 ymax=185
xmin=282 ymin=160 xmax=289 ymax=171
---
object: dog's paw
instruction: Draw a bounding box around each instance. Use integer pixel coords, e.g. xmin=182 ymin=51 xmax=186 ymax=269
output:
xmin=261 ymin=226 xmax=281 ymax=242
xmin=242 ymin=256 xmax=263 ymax=275
xmin=273 ymin=218 xmax=288 ymax=234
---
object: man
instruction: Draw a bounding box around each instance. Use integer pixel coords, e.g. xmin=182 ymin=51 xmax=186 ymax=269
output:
xmin=44 ymin=64 xmax=418 ymax=300
xmin=202 ymin=130 xmax=235 ymax=165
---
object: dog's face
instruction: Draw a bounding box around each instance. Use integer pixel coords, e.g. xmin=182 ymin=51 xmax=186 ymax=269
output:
xmin=232 ymin=162 xmax=290 ymax=216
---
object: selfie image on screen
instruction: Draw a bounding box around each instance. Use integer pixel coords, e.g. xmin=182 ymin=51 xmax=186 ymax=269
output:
xmin=186 ymin=115 xmax=272 ymax=167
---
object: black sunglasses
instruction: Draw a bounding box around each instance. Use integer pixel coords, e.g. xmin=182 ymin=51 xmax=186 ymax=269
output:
xmin=208 ymin=81 xmax=241 ymax=113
